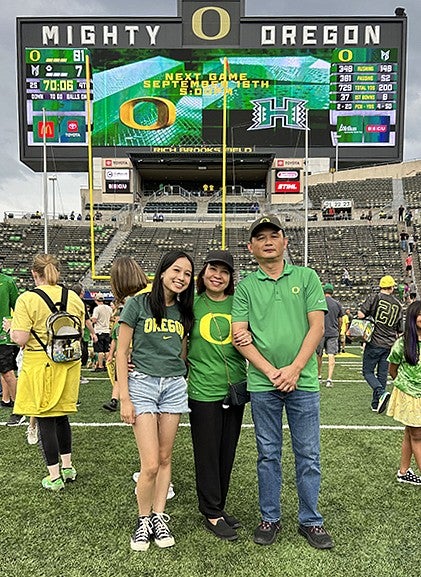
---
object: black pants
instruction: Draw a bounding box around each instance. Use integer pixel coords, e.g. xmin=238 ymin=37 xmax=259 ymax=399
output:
xmin=37 ymin=416 xmax=72 ymax=466
xmin=188 ymin=398 xmax=244 ymax=518
xmin=81 ymin=340 xmax=89 ymax=366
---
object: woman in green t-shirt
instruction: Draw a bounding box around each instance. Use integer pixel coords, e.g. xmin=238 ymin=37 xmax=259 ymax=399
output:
xmin=188 ymin=250 xmax=250 ymax=541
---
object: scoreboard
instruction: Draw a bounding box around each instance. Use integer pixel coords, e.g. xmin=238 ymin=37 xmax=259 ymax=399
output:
xmin=25 ymin=48 xmax=91 ymax=145
xmin=329 ymin=48 xmax=399 ymax=146
xmin=16 ymin=4 xmax=407 ymax=171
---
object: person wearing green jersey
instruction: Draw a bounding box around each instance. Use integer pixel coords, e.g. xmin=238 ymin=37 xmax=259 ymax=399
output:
xmin=188 ymin=250 xmax=250 ymax=541
xmin=386 ymin=300 xmax=421 ymax=485
xmin=231 ymin=215 xmax=333 ymax=550
xmin=0 ymin=271 xmax=19 ymax=410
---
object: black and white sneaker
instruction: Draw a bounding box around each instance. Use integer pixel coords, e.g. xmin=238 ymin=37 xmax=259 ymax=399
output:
xmin=377 ymin=392 xmax=391 ymax=414
xmin=151 ymin=512 xmax=175 ymax=548
xmin=253 ymin=520 xmax=280 ymax=546
xmin=131 ymin=515 xmax=152 ymax=551
xmin=103 ymin=398 xmax=118 ymax=412
xmin=6 ymin=414 xmax=26 ymax=426
xmin=397 ymin=468 xmax=421 ymax=485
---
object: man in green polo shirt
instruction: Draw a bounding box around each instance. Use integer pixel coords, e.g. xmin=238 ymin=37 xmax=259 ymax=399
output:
xmin=232 ymin=215 xmax=333 ymax=550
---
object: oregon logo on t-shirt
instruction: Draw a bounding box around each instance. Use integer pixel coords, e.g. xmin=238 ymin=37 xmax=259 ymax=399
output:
xmin=144 ymin=317 xmax=184 ymax=337
xmin=199 ymin=312 xmax=232 ymax=346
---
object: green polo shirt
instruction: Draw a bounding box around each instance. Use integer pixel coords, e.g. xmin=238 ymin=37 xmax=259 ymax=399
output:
xmin=231 ymin=261 xmax=327 ymax=392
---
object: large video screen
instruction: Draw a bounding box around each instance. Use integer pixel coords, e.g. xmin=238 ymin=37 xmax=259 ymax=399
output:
xmin=17 ymin=13 xmax=407 ymax=171
xmin=91 ymin=47 xmax=399 ymax=150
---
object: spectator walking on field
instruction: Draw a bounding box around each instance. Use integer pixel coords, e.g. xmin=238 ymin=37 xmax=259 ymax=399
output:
xmin=10 ymin=254 xmax=85 ymax=490
xmin=232 ymin=215 xmax=334 ymax=550
xmin=357 ymin=275 xmax=403 ymax=412
xmin=340 ymin=308 xmax=352 ymax=353
xmin=0 ymin=271 xmax=19 ymax=421
xmin=316 ymin=284 xmax=342 ymax=388
xmin=91 ymin=293 xmax=112 ymax=371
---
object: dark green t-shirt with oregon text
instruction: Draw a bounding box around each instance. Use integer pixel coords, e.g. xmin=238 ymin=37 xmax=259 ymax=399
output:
xmin=119 ymin=293 xmax=186 ymax=377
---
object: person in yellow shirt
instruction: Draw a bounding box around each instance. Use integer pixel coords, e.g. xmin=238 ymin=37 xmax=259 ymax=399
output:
xmin=10 ymin=253 xmax=85 ymax=491
xmin=340 ymin=308 xmax=352 ymax=353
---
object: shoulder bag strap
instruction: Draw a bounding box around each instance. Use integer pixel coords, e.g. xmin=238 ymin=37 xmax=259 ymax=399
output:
xmin=29 ymin=288 xmax=60 ymax=353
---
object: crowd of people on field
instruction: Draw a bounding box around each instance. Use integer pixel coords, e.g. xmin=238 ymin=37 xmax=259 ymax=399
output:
xmin=1 ymin=214 xmax=420 ymax=554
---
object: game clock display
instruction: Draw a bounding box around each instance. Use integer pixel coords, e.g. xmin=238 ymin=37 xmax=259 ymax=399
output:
xmin=25 ymin=48 xmax=91 ymax=145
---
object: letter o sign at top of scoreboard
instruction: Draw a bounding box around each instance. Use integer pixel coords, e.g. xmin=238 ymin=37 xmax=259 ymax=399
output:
xmin=192 ymin=6 xmax=231 ymax=40
xmin=182 ymin=2 xmax=240 ymax=46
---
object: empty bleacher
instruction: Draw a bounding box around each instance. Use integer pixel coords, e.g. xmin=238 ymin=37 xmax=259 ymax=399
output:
xmin=309 ymin=178 xmax=394 ymax=209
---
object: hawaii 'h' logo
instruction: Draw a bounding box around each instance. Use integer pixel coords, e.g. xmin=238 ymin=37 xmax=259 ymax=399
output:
xmin=248 ymin=97 xmax=308 ymax=131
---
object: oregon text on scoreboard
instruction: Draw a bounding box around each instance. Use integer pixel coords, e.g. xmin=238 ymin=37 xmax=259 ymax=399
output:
xmin=16 ymin=0 xmax=407 ymax=171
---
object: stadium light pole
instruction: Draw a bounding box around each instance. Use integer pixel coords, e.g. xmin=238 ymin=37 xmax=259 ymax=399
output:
xmin=304 ymin=107 xmax=309 ymax=267
xmin=49 ymin=175 xmax=57 ymax=220
xmin=42 ymin=107 xmax=48 ymax=253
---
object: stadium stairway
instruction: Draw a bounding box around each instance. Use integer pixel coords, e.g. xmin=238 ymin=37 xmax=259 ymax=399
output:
xmin=81 ymin=228 xmax=132 ymax=285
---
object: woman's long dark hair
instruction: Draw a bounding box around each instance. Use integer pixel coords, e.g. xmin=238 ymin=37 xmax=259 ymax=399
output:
xmin=148 ymin=250 xmax=195 ymax=333
xmin=404 ymin=300 xmax=421 ymax=365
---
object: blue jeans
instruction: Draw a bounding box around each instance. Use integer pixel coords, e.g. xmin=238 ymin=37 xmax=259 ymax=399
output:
xmin=362 ymin=343 xmax=390 ymax=409
xmin=251 ymin=389 xmax=323 ymax=526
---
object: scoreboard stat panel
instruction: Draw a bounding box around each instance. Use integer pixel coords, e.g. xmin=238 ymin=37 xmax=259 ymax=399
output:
xmin=25 ymin=48 xmax=91 ymax=145
xmin=329 ymin=47 xmax=398 ymax=146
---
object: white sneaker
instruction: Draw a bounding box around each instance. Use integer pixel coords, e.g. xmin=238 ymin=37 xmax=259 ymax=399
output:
xmin=167 ymin=483 xmax=175 ymax=499
xmin=26 ymin=422 xmax=39 ymax=445
xmin=325 ymin=379 xmax=333 ymax=388
xmin=80 ymin=377 xmax=89 ymax=384
xmin=133 ymin=471 xmax=175 ymax=500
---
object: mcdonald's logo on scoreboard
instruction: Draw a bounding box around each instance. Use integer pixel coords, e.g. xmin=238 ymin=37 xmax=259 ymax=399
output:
xmin=37 ymin=120 xmax=55 ymax=138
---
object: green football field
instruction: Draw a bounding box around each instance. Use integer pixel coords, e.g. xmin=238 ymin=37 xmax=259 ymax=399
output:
xmin=0 ymin=346 xmax=418 ymax=577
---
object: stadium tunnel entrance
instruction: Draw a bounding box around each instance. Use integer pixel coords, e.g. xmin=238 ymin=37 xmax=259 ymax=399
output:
xmin=128 ymin=153 xmax=274 ymax=196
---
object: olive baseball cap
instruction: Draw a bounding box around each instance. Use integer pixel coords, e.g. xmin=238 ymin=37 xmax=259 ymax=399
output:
xmin=249 ymin=215 xmax=284 ymax=239
xmin=323 ymin=283 xmax=334 ymax=294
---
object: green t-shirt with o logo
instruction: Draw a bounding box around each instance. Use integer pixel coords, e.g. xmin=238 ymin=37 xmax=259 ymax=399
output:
xmin=119 ymin=293 xmax=186 ymax=377
xmin=188 ymin=294 xmax=247 ymax=401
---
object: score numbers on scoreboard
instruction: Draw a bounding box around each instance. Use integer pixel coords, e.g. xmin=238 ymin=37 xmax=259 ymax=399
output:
xmin=25 ymin=48 xmax=91 ymax=145
xmin=329 ymin=47 xmax=398 ymax=112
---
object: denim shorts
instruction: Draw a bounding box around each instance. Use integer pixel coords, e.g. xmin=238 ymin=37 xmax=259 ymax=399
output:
xmin=128 ymin=371 xmax=190 ymax=415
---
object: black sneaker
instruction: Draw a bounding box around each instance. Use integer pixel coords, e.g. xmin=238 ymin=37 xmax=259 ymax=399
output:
xmin=298 ymin=524 xmax=334 ymax=549
xmin=150 ymin=512 xmax=175 ymax=548
xmin=377 ymin=391 xmax=391 ymax=414
xmin=1 ymin=400 xmax=14 ymax=408
xmin=204 ymin=518 xmax=238 ymax=541
xmin=130 ymin=515 xmax=152 ymax=552
xmin=6 ymin=414 xmax=26 ymax=426
xmin=222 ymin=510 xmax=241 ymax=529
xmin=253 ymin=520 xmax=280 ymax=545
xmin=103 ymin=399 xmax=118 ymax=412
